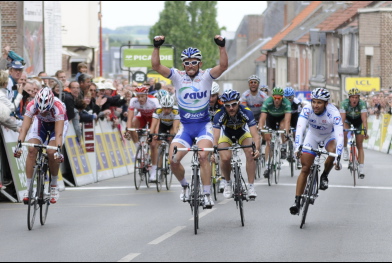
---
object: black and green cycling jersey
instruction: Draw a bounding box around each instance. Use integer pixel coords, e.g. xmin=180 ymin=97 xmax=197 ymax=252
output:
xmin=339 ymin=99 xmax=367 ymax=119
xmin=261 ymin=97 xmax=292 ymax=117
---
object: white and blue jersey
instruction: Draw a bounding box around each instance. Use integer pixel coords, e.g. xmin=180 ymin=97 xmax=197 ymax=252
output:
xmin=168 ymin=68 xmax=215 ymax=148
xmin=295 ymin=104 xmax=344 ymax=156
xmin=169 ymin=68 xmax=214 ymax=124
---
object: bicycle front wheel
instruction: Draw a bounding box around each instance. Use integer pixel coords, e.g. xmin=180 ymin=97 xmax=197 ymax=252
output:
xmin=156 ymin=147 xmax=164 ymax=192
xmin=350 ymin=146 xmax=357 ymax=187
xmin=255 ymin=158 xmax=262 ymax=179
xmin=192 ymin=167 xmax=200 ymax=235
xmin=27 ymin=167 xmax=40 ymax=230
xmin=288 ymin=140 xmax=295 ymax=177
xmin=134 ymin=146 xmax=143 ymax=190
xmin=275 ymin=143 xmax=281 ymax=185
xmin=165 ymin=152 xmax=173 ymax=190
xmin=145 ymin=145 xmax=151 ymax=188
xmin=40 ymin=164 xmax=50 ymax=226
xmin=300 ymin=168 xmax=317 ymax=229
xmin=211 ymin=162 xmax=217 ymax=201
xmin=268 ymin=143 xmax=275 ymax=186
xmin=234 ymin=165 xmax=245 ymax=226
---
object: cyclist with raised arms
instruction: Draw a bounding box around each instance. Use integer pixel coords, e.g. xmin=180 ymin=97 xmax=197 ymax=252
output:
xmin=258 ymin=87 xmax=292 ymax=178
xmin=14 ymin=87 xmax=68 ymax=204
xmin=290 ymin=88 xmax=343 ymax=215
xmin=240 ymin=75 xmax=268 ymax=122
xmin=212 ymin=90 xmax=260 ymax=199
xmin=124 ymin=86 xmax=160 ymax=180
xmin=340 ymin=87 xmax=368 ymax=178
xmin=152 ymin=35 xmax=228 ymax=208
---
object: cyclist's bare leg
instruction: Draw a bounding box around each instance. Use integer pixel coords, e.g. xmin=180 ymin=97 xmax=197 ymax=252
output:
xmin=279 ymin=119 xmax=288 ymax=143
xmin=130 ymin=117 xmax=140 ymax=143
xmin=295 ymin=153 xmax=316 ymax=196
xmin=356 ymin=134 xmax=365 ymax=164
xmin=217 ymin=142 xmax=232 ymax=181
xmin=168 ymin=142 xmax=187 ymax=183
xmin=197 ymin=139 xmax=213 ymax=186
xmin=47 ymin=140 xmax=60 ymax=183
xmin=324 ymin=140 xmax=337 ymax=173
xmin=149 ymin=138 xmax=158 ymax=166
xmin=242 ymin=138 xmax=256 ymax=184
xmin=25 ymin=139 xmax=41 ymax=179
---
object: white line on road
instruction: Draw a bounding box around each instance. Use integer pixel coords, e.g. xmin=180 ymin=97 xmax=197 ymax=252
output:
xmin=148 ymin=226 xmax=186 ymax=245
xmin=218 ymin=199 xmax=232 ymax=205
xmin=118 ymin=253 xmax=141 ymax=262
xmin=189 ymin=208 xmax=216 ymax=221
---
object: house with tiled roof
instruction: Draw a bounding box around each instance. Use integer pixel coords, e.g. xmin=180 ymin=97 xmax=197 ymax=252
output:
xmin=304 ymin=1 xmax=376 ymax=103
xmin=259 ymin=1 xmax=323 ymax=91
xmin=217 ymin=1 xmax=309 ymax=94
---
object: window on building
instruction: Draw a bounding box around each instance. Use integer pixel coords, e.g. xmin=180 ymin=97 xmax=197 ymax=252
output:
xmin=342 ymin=33 xmax=358 ymax=68
xmin=312 ymin=45 xmax=326 ymax=78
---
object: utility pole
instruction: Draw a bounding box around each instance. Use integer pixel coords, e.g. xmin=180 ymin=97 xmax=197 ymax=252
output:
xmin=99 ymin=1 xmax=103 ymax=77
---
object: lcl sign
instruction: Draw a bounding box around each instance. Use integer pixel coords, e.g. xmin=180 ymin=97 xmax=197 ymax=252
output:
xmin=345 ymin=77 xmax=381 ymax=92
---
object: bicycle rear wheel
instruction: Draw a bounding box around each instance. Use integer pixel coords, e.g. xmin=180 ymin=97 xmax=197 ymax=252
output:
xmin=40 ymin=164 xmax=50 ymax=226
xmin=255 ymin=157 xmax=261 ymax=179
xmin=156 ymin=147 xmax=164 ymax=192
xmin=211 ymin=162 xmax=217 ymax=201
xmin=133 ymin=146 xmax=143 ymax=190
xmin=27 ymin=167 xmax=40 ymax=230
xmin=268 ymin=143 xmax=274 ymax=186
xmin=192 ymin=167 xmax=200 ymax=235
xmin=300 ymin=168 xmax=317 ymax=229
xmin=350 ymin=146 xmax=357 ymax=187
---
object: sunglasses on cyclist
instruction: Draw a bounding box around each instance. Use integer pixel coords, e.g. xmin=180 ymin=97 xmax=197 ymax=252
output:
xmin=183 ymin=61 xmax=201 ymax=66
xmin=224 ymin=102 xmax=239 ymax=108
xmin=249 ymin=81 xmax=259 ymax=84
xmin=273 ymin=96 xmax=283 ymax=100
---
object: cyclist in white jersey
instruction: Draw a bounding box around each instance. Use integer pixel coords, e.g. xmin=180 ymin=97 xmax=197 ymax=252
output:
xmin=152 ymin=35 xmax=228 ymax=208
xmin=240 ymin=75 xmax=268 ymax=122
xmin=290 ymin=88 xmax=343 ymax=215
xmin=14 ymin=88 xmax=68 ymax=205
xmin=124 ymin=86 xmax=160 ymax=180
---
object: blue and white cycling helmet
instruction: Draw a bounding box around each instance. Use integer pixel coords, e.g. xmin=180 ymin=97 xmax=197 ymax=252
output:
xmin=311 ymin=87 xmax=330 ymax=101
xmin=220 ymin=89 xmax=241 ymax=102
xmin=181 ymin=47 xmax=202 ymax=61
xmin=154 ymin=89 xmax=169 ymax=101
xmin=284 ymin=87 xmax=295 ymax=97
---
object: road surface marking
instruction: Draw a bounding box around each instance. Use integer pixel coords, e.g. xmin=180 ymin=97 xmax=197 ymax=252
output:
xmin=118 ymin=253 xmax=141 ymax=262
xmin=218 ymin=199 xmax=231 ymax=205
xmin=148 ymin=226 xmax=186 ymax=245
xmin=189 ymin=208 xmax=216 ymax=221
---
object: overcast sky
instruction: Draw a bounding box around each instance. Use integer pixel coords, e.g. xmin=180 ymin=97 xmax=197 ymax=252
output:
xmin=101 ymin=1 xmax=267 ymax=32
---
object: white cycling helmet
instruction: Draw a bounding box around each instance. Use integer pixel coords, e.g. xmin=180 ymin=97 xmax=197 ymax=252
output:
xmin=35 ymin=87 xmax=55 ymax=112
xmin=311 ymin=87 xmax=330 ymax=101
xmin=248 ymin=75 xmax=260 ymax=83
xmin=160 ymin=95 xmax=175 ymax=108
xmin=211 ymin=82 xmax=220 ymax=95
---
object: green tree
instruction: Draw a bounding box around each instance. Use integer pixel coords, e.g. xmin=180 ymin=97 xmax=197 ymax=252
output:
xmin=149 ymin=1 xmax=221 ymax=69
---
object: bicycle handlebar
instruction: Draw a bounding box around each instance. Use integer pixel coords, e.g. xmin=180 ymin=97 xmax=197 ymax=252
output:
xmin=149 ymin=133 xmax=175 ymax=137
xmin=214 ymin=144 xmax=255 ymax=152
xmin=301 ymin=145 xmax=338 ymax=158
xmin=259 ymin=129 xmax=286 ymax=134
xmin=20 ymin=142 xmax=60 ymax=151
xmin=126 ymin=128 xmax=150 ymax=132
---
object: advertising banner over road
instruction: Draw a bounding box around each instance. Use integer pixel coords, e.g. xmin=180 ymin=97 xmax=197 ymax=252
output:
xmin=123 ymin=48 xmax=174 ymax=68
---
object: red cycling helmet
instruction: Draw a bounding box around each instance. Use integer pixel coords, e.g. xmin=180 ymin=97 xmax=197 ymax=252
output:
xmin=135 ymin=86 xmax=149 ymax=94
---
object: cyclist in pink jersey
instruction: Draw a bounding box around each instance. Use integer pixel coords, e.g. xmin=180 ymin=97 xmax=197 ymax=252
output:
xmin=14 ymin=88 xmax=68 ymax=204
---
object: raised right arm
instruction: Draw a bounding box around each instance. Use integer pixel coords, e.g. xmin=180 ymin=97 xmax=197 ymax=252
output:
xmin=151 ymin=36 xmax=171 ymax=78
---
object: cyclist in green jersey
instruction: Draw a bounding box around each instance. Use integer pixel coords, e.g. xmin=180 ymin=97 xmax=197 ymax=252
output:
xmin=340 ymin=87 xmax=369 ymax=178
xmin=258 ymin=87 xmax=292 ymax=177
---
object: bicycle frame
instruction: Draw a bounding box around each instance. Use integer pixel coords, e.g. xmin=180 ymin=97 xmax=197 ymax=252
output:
xmin=260 ymin=129 xmax=285 ymax=185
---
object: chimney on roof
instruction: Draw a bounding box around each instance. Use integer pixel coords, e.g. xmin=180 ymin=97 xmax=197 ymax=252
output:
xmin=284 ymin=2 xmax=288 ymax=27
xmin=236 ymin=34 xmax=248 ymax=60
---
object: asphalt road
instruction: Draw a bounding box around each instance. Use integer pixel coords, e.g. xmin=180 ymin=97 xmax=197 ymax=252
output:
xmin=0 ymin=148 xmax=392 ymax=262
